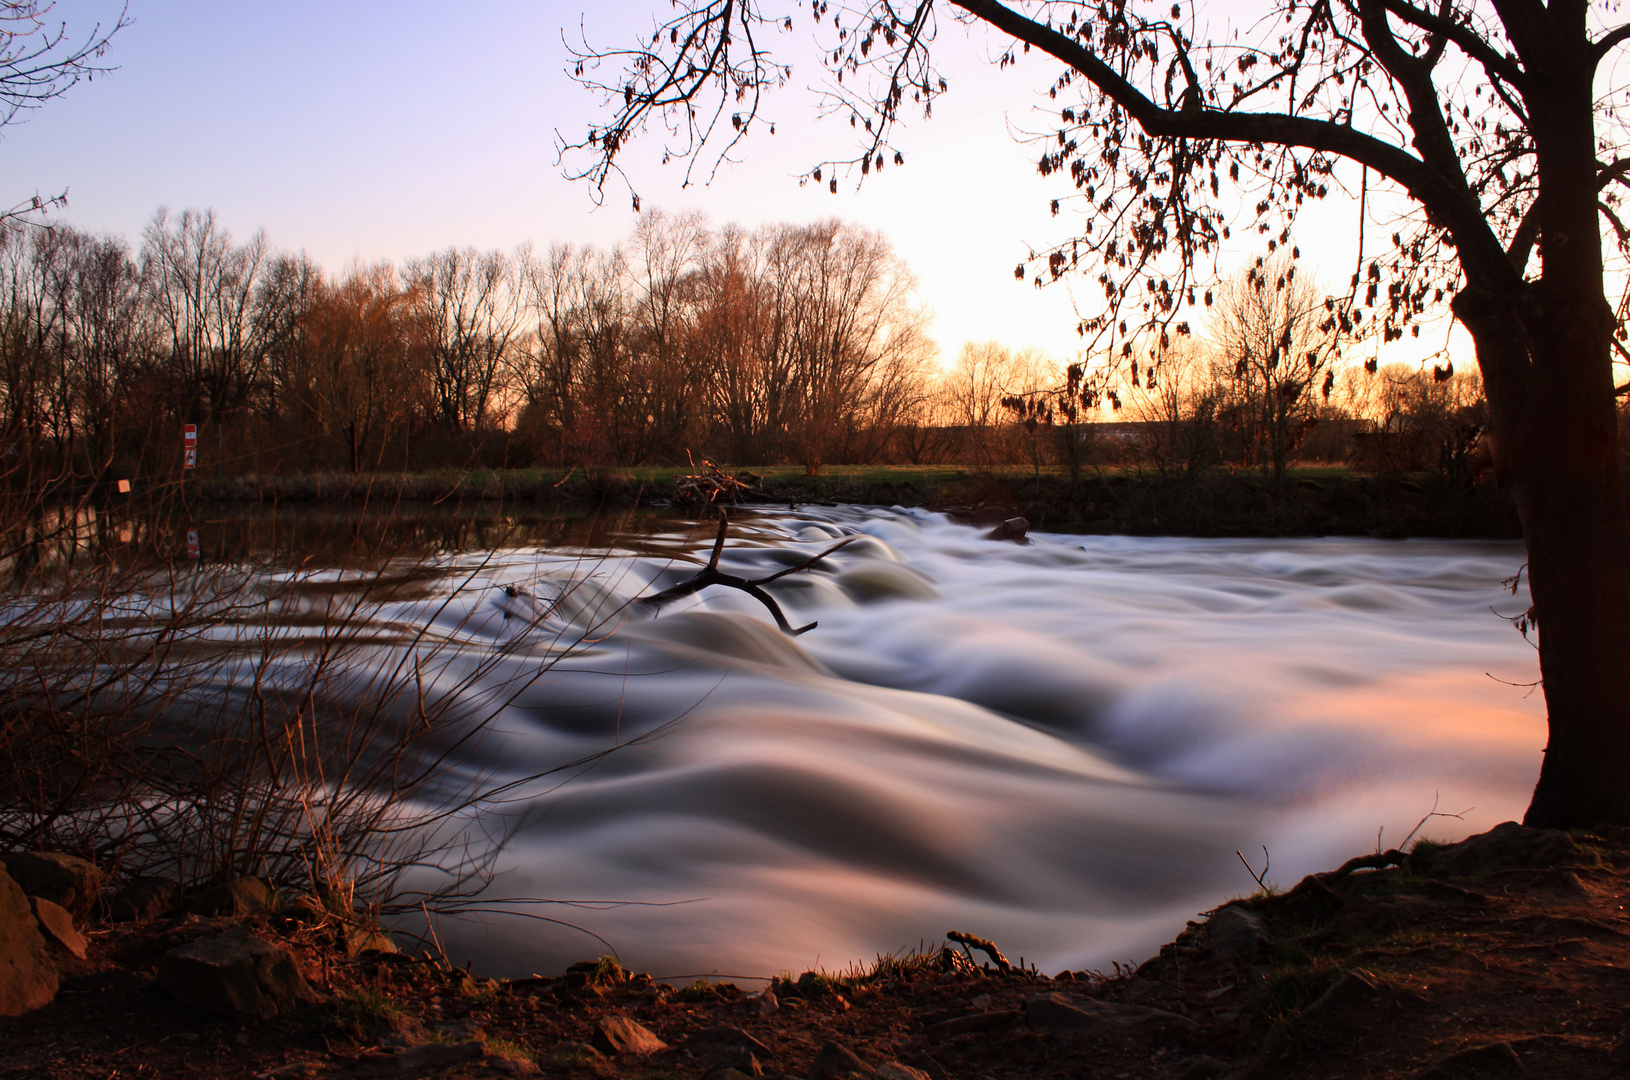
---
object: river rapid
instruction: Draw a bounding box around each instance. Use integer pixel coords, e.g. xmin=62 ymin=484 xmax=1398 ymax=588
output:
xmin=308 ymin=505 xmax=1541 ymax=981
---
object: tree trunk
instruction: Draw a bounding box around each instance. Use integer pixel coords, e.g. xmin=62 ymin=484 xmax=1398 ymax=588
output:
xmin=1463 ymin=287 xmax=1630 ymax=828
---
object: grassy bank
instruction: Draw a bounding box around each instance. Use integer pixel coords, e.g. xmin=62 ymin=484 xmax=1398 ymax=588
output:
xmin=196 ymin=464 xmax=1523 ymax=540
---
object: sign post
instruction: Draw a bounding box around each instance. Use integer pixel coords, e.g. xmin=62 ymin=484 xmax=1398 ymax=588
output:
xmin=183 ymin=424 xmax=197 ymax=473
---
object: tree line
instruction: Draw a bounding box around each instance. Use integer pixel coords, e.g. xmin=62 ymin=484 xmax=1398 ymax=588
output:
xmin=0 ymin=205 xmax=1492 ymax=485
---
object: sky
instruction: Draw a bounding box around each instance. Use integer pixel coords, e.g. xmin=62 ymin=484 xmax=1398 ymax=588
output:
xmin=2 ymin=0 xmax=1460 ymax=371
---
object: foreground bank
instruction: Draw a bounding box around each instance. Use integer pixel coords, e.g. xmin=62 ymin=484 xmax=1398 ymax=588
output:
xmin=2 ymin=821 xmax=1622 ymax=1080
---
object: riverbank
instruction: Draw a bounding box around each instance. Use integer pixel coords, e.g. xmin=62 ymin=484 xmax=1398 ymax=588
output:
xmin=186 ymin=464 xmax=1522 ymax=540
xmin=3 ymin=820 xmax=1622 ymax=1080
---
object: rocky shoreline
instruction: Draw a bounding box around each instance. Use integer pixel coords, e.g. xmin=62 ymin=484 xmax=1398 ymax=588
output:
xmin=4 ymin=821 xmax=1629 ymax=1079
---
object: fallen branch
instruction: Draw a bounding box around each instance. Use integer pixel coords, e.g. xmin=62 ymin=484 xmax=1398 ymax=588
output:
xmin=639 ymin=510 xmax=858 ymax=635
xmin=946 ymin=930 xmax=1011 ymax=973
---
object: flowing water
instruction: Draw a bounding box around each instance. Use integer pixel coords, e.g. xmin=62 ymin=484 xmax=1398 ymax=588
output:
xmin=176 ymin=503 xmax=1540 ymax=981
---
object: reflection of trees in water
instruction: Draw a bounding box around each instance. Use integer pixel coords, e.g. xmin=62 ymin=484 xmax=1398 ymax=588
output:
xmin=54 ymin=501 xmax=696 ymax=569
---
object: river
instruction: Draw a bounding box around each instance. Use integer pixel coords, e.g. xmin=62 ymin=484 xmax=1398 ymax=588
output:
xmin=248 ymin=502 xmax=1533 ymax=982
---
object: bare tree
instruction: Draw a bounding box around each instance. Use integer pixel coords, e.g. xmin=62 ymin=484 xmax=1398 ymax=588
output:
xmin=0 ymin=1 xmax=128 ymax=229
xmin=403 ymin=247 xmax=524 ymax=433
xmin=569 ymin=0 xmax=1630 ymax=827
xmin=1211 ymin=257 xmax=1343 ymax=484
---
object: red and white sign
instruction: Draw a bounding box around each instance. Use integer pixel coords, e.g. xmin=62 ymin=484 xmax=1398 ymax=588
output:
xmin=186 ymin=528 xmax=200 ymax=559
xmin=183 ymin=424 xmax=197 ymax=471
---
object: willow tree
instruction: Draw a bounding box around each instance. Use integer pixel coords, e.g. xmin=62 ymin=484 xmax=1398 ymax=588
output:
xmin=565 ymin=0 xmax=1630 ymax=827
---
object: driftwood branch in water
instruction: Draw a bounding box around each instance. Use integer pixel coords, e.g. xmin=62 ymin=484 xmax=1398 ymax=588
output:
xmin=638 ymin=510 xmax=858 ymax=635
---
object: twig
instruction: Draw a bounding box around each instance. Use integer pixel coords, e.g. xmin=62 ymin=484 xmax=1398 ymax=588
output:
xmin=1235 ymin=845 xmax=1271 ymax=890
xmin=1397 ymin=792 xmax=1472 ymax=851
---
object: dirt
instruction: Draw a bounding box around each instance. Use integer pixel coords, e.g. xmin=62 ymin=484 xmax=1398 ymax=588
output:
xmin=6 ymin=823 xmax=1630 ymax=1080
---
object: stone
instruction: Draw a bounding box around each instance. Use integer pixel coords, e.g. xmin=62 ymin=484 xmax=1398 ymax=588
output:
xmin=985 ymin=517 xmax=1031 ymax=542
xmin=489 ymin=1054 xmax=541 ymax=1077
xmin=184 ymin=877 xmax=277 ymax=917
xmin=590 ymin=1014 xmax=667 ymax=1055
xmin=108 ymin=876 xmax=180 ymax=922
xmin=29 ymin=896 xmax=87 ymax=959
xmin=158 ymin=934 xmax=319 ymax=1018
xmin=2 ymin=852 xmax=102 ymax=920
xmin=0 ymin=865 xmax=57 ymax=1015
xmin=1416 ymin=820 xmax=1592 ymax=877
xmin=810 ymin=1042 xmax=874 ymax=1080
xmin=754 ymin=990 xmax=780 ymax=1015
xmin=1204 ymin=905 xmax=1265 ymax=962
xmin=1022 ymin=992 xmax=1197 ymax=1038
xmin=341 ymin=926 xmax=399 ymax=957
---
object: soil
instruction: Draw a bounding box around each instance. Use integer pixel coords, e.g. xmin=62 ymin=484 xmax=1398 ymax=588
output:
xmin=5 ymin=822 xmax=1630 ymax=1080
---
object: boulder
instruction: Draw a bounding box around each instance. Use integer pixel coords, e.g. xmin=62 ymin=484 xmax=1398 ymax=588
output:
xmin=1415 ymin=821 xmax=1592 ymax=878
xmin=29 ymin=896 xmax=87 ymax=959
xmin=0 ymin=865 xmax=58 ymax=1015
xmin=107 ymin=876 xmax=180 ymax=922
xmin=158 ymin=934 xmax=319 ymax=1018
xmin=184 ymin=877 xmax=277 ymax=917
xmin=2 ymin=852 xmax=102 ymax=920
xmin=984 ymin=517 xmax=1031 ymax=542
xmin=590 ymin=1014 xmax=667 ymax=1055
xmin=1204 ymin=905 xmax=1265 ymax=962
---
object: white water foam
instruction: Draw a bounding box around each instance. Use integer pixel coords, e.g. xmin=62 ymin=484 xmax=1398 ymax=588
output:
xmin=325 ymin=506 xmax=1540 ymax=980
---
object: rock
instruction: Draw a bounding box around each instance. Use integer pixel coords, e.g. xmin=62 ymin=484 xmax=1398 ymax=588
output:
xmin=2 ymin=852 xmax=102 ymax=920
xmin=1299 ymin=969 xmax=1379 ymax=1021
xmin=158 ymin=934 xmax=319 ymax=1018
xmin=1416 ymin=821 xmax=1593 ymax=877
xmin=1414 ymin=1040 xmax=1524 ymax=1076
xmin=1204 ymin=905 xmax=1265 ymax=962
xmin=590 ymin=1015 xmax=667 ymax=1055
xmin=810 ymin=1042 xmax=874 ymax=1079
xmin=488 ymin=1055 xmax=541 ymax=1078
xmin=985 ymin=517 xmax=1031 ymax=542
xmin=107 ymin=876 xmax=180 ymax=922
xmin=0 ymin=865 xmax=58 ymax=1015
xmin=29 ymin=896 xmax=87 ymax=959
xmin=1334 ymin=895 xmax=1443 ymax=939
xmin=184 ymin=877 xmax=277 ymax=917
xmin=924 ymin=1010 xmax=1023 ymax=1038
xmin=754 ymin=990 xmax=780 ymax=1015
xmin=1023 ymin=992 xmax=1197 ymax=1038
xmin=341 ymin=926 xmax=398 ymax=957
